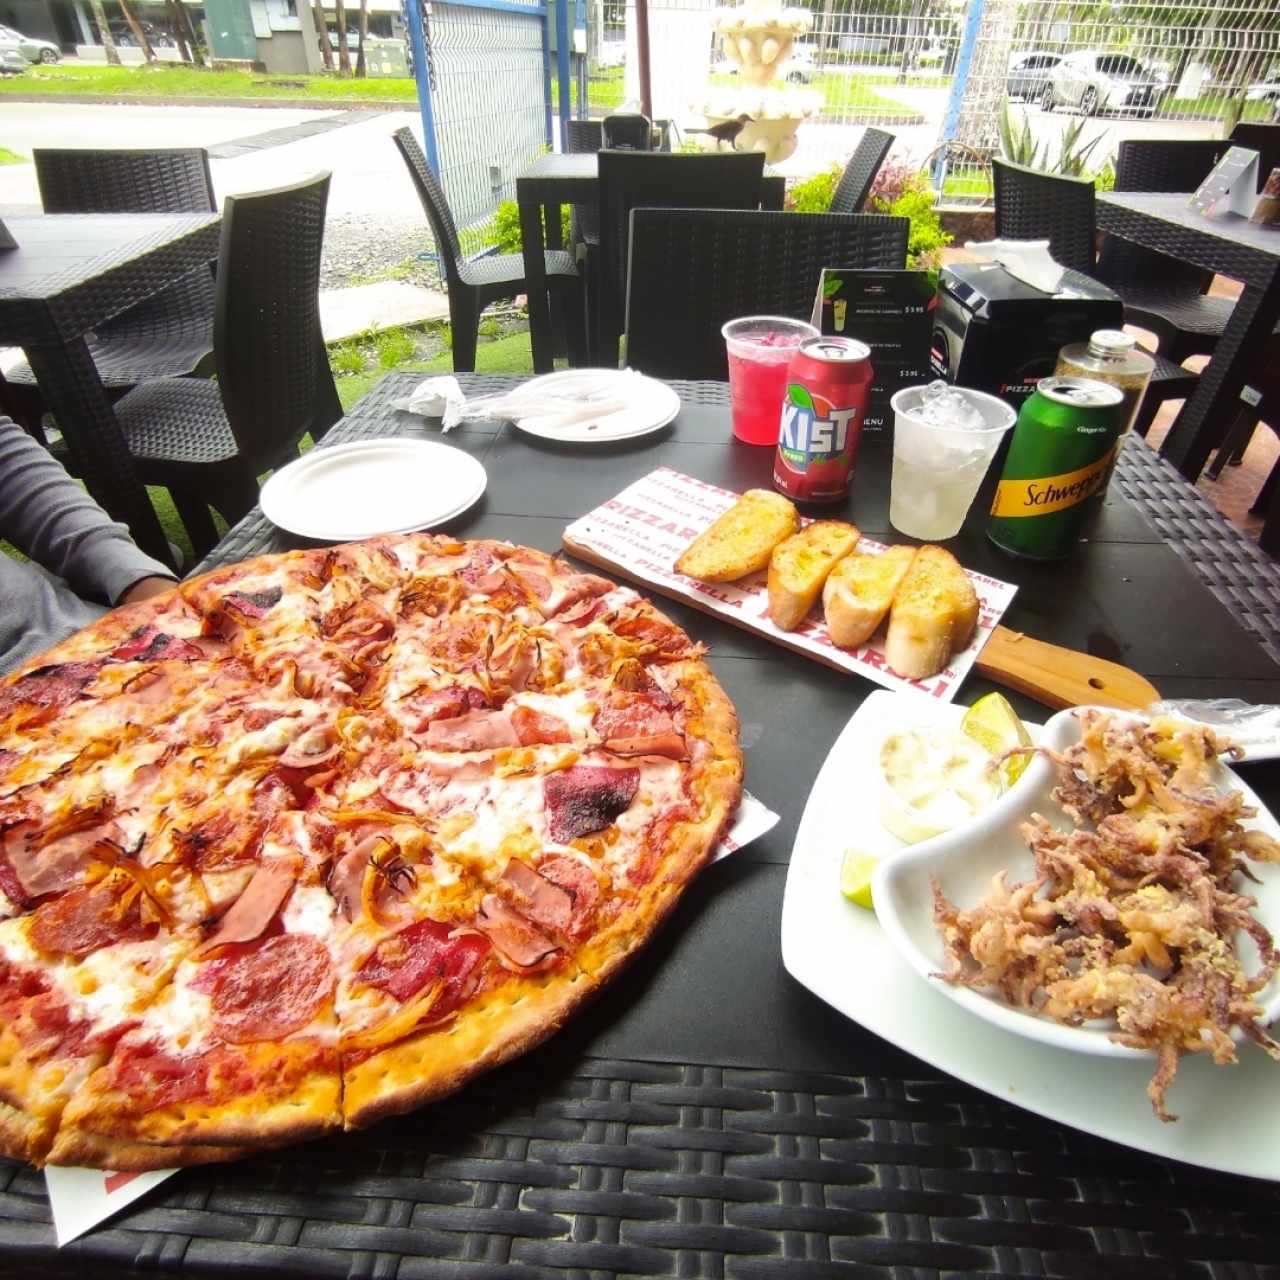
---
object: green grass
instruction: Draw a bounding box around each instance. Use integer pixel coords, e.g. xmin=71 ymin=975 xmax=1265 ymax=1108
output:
xmin=942 ymin=172 xmax=993 ymax=199
xmin=706 ymin=71 xmax=923 ymax=120
xmin=0 ymin=147 xmax=25 ymax=165
xmin=0 ymin=62 xmax=420 ymax=101
xmin=1160 ymin=95 xmax=1275 ymax=122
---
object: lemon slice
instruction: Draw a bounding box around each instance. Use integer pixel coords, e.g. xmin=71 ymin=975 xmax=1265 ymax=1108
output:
xmin=840 ymin=847 xmax=877 ymax=910
xmin=962 ymin=691 xmax=1034 ymax=788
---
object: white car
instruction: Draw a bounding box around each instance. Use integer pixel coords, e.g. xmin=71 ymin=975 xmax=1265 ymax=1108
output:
xmin=1043 ymin=51 xmax=1168 ymax=117
xmin=784 ymin=42 xmax=815 ymax=84
xmin=0 ymin=22 xmax=58 ymax=63
xmin=1246 ymin=69 xmax=1280 ymax=103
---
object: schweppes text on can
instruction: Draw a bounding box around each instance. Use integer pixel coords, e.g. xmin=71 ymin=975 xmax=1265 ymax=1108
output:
xmin=986 ymin=376 xmax=1125 ymax=560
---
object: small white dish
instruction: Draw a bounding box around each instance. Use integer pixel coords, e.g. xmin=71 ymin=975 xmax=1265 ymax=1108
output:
xmin=872 ymin=704 xmax=1280 ymax=1056
xmin=513 ymin=369 xmax=679 ymax=443
xmin=260 ymin=438 xmax=486 ymax=541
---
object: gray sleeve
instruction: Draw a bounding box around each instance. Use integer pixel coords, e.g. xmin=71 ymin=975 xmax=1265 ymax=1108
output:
xmin=0 ymin=416 xmax=176 ymax=605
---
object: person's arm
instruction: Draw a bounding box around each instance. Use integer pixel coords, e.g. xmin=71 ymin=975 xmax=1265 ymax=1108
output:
xmin=0 ymin=417 xmax=177 ymax=606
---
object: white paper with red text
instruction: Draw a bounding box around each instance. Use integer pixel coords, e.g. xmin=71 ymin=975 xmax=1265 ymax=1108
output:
xmin=43 ymin=790 xmax=777 ymax=1244
xmin=564 ymin=466 xmax=1018 ymax=703
xmin=46 ymin=1165 xmax=178 ymax=1246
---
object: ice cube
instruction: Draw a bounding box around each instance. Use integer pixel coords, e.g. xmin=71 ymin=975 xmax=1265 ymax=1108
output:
xmin=914 ymin=380 xmax=986 ymax=431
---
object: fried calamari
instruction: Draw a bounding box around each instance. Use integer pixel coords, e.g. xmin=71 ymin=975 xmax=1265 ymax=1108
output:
xmin=932 ymin=710 xmax=1280 ymax=1121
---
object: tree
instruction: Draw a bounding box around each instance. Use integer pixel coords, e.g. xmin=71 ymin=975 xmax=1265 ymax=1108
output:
xmin=89 ymin=0 xmax=121 ymax=65
xmin=335 ymin=0 xmax=352 ymax=74
xmin=172 ymin=0 xmax=204 ymax=66
xmin=952 ymin=0 xmax=1017 ymax=157
xmin=312 ymin=0 xmax=335 ymax=71
xmin=355 ymin=0 xmax=369 ymax=76
xmin=120 ymin=0 xmax=155 ymax=60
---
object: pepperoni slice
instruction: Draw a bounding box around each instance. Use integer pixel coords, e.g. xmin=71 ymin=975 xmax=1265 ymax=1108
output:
xmin=29 ymin=884 xmax=155 ymax=959
xmin=208 ymin=934 xmax=333 ymax=1044
xmin=543 ymin=765 xmax=639 ymax=843
xmin=107 ymin=1042 xmax=210 ymax=1108
xmin=358 ymin=918 xmax=490 ymax=1013
xmin=509 ymin=706 xmax=573 ymax=746
xmin=222 ymin=586 xmax=283 ymax=620
xmin=0 ymin=661 xmax=101 ymax=724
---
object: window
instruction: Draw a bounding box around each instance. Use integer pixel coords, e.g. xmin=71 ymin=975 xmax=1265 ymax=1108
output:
xmin=1098 ymin=55 xmax=1142 ymax=76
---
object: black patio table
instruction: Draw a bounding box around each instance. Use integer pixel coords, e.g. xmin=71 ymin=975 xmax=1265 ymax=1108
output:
xmin=516 ymin=152 xmax=597 ymax=375
xmin=1095 ymin=190 xmax=1280 ymax=484
xmin=5 ymin=371 xmax=1280 ymax=1275
xmin=0 ymin=212 xmax=222 ymax=570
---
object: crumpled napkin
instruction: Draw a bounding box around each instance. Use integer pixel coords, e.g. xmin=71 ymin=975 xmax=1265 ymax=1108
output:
xmin=391 ymin=372 xmax=642 ymax=434
xmin=964 ymin=238 xmax=1066 ymax=295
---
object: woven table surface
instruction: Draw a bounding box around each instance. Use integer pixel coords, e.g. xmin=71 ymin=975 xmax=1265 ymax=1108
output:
xmin=4 ymin=374 xmax=1277 ymax=1277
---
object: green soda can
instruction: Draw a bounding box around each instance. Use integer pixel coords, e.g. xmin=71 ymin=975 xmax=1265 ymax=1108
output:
xmin=987 ymin=376 xmax=1125 ymax=560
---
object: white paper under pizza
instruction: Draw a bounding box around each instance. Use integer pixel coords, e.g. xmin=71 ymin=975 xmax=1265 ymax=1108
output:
xmin=564 ymin=466 xmax=1018 ymax=703
xmin=44 ymin=790 xmax=778 ymax=1243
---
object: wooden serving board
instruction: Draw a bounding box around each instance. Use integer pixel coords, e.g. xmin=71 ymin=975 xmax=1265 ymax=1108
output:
xmin=561 ymin=468 xmax=1159 ymax=712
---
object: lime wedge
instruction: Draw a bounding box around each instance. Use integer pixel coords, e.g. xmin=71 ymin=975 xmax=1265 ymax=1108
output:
xmin=962 ymin=691 xmax=1034 ymax=788
xmin=840 ymin=847 xmax=877 ymax=910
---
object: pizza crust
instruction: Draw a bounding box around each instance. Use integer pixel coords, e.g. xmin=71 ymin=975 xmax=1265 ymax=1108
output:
xmin=45 ymin=1130 xmax=256 ymax=1171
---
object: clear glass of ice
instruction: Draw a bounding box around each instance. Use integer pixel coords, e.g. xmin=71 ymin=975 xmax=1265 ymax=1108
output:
xmin=889 ymin=381 xmax=1017 ymax=540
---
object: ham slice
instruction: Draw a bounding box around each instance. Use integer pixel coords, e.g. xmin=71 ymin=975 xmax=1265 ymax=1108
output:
xmin=195 ymin=858 xmax=298 ymax=955
xmin=424 ymin=709 xmax=518 ymax=752
xmin=594 ymin=692 xmax=687 ymax=760
xmin=2 ymin=816 xmax=123 ymax=900
xmin=543 ymin=765 xmax=639 ymax=843
xmin=403 ymin=685 xmax=487 ymax=730
xmin=538 ymin=856 xmax=601 ymax=938
xmin=277 ymin=725 xmax=340 ymax=771
xmin=110 ymin=626 xmax=203 ymax=663
xmin=509 ymin=706 xmax=572 ymax=746
xmin=326 ymin=843 xmax=369 ymax=921
xmin=501 ymin=858 xmax=572 ymax=934
xmin=474 ymin=895 xmax=560 ymax=968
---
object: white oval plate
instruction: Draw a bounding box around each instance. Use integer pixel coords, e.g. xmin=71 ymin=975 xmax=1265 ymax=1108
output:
xmin=781 ymin=690 xmax=1280 ymax=1180
xmin=260 ymin=439 xmax=486 ymax=541
xmin=513 ymin=369 xmax=680 ymax=444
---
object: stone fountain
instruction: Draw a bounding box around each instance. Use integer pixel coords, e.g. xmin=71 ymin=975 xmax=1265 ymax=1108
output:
xmin=694 ymin=0 xmax=822 ymax=166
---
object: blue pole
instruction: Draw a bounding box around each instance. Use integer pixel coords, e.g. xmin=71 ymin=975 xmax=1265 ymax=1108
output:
xmin=555 ymin=0 xmax=571 ymax=144
xmin=541 ymin=8 xmax=553 ymax=146
xmin=931 ymin=0 xmax=985 ymax=189
xmin=404 ymin=0 xmax=441 ymax=174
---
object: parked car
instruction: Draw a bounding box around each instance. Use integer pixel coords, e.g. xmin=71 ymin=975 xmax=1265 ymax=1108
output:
xmin=1006 ymin=50 xmax=1061 ymax=100
xmin=0 ymin=22 xmax=59 ymax=63
xmin=598 ymin=40 xmax=625 ymax=69
xmin=1246 ymin=69 xmax=1280 ymax=104
xmin=0 ymin=45 xmax=25 ymax=74
xmin=328 ymin=28 xmax=361 ymax=52
xmin=1043 ymin=50 xmax=1168 ymax=116
xmin=784 ymin=42 xmax=815 ymax=84
xmin=915 ymin=40 xmax=946 ymax=67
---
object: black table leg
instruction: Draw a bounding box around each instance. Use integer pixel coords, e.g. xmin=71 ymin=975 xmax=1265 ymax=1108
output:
xmin=24 ymin=337 xmax=176 ymax=571
xmin=1159 ymin=272 xmax=1280 ymax=482
xmin=544 ymin=200 xmax=568 ymax=364
xmin=517 ymin=185 xmax=554 ymax=375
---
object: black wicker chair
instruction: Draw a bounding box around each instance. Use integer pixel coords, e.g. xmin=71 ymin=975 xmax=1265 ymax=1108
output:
xmin=107 ymin=173 xmax=337 ymax=558
xmin=565 ymin=119 xmax=604 ymax=252
xmin=1229 ymin=122 xmax=1280 ymax=190
xmin=829 ymin=127 xmax=894 ymax=213
xmin=1094 ymin=139 xmax=1234 ymax=365
xmin=603 ymin=114 xmax=653 ymax=151
xmin=596 ymin=151 xmax=768 ymax=366
xmin=991 ymin=156 xmax=1200 ymax=435
xmin=393 ymin=127 xmax=585 ymax=373
xmin=623 ymin=207 xmax=909 ymax=380
xmin=4 ymin=148 xmax=218 ymax=433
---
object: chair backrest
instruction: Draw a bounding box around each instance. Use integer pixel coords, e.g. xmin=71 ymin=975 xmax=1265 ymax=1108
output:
xmin=598 ymin=150 xmax=767 ymax=351
xmin=392 ymin=126 xmax=464 ymax=285
xmin=760 ymin=175 xmax=785 ymax=211
xmin=214 ymin=172 xmax=332 ymax=465
xmin=565 ymin=119 xmax=605 ymax=154
xmin=624 ymin=207 xmax=910 ymax=380
xmin=829 ymin=127 xmax=895 ymax=213
xmin=1094 ymin=138 xmax=1227 ymax=294
xmin=34 ymin=147 xmax=216 ymax=214
xmin=992 ymin=158 xmax=1096 ymax=275
xmin=603 ymin=113 xmax=652 ymax=151
xmin=1230 ymin=122 xmax=1280 ymax=191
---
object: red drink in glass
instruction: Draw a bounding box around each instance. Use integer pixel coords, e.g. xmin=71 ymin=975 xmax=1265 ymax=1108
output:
xmin=722 ymin=316 xmax=819 ymax=445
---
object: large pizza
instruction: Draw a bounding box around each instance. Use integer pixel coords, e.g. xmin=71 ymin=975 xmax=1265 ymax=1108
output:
xmin=0 ymin=536 xmax=742 ymax=1170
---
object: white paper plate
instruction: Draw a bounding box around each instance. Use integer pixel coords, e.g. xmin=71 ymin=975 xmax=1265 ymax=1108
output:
xmin=260 ymin=439 xmax=486 ymax=540
xmin=781 ymin=689 xmax=1280 ymax=1181
xmin=513 ymin=369 xmax=680 ymax=443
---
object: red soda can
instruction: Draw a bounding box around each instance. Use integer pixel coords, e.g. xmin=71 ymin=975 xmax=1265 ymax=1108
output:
xmin=773 ymin=337 xmax=873 ymax=503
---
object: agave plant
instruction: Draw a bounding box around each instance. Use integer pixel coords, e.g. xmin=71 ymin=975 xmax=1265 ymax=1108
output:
xmin=998 ymin=99 xmax=1045 ymax=169
xmin=999 ymin=98 xmax=1104 ymax=180
xmin=1055 ymin=113 xmax=1105 ymax=177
